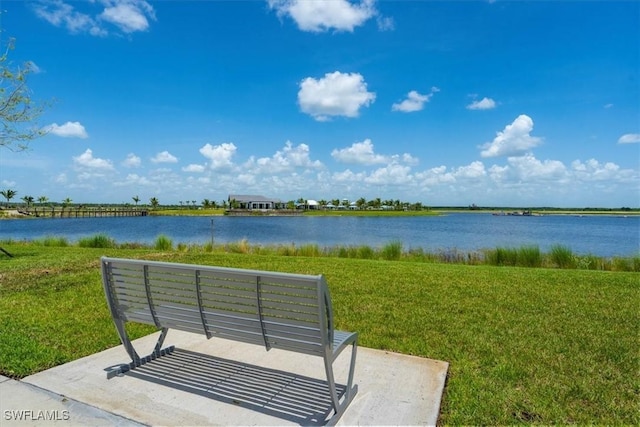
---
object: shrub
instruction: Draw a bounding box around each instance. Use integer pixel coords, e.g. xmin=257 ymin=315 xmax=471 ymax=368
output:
xmin=154 ymin=234 xmax=173 ymax=251
xmin=517 ymin=245 xmax=542 ymax=268
xmin=357 ymin=245 xmax=376 ymax=260
xmin=550 ymin=245 xmax=574 ymax=268
xmin=382 ymin=241 xmax=403 ymax=261
xmin=78 ymin=234 xmax=115 ymax=248
xmin=298 ymin=244 xmax=321 ymax=257
xmin=486 ymin=247 xmax=518 ymax=266
xmin=36 ymin=236 xmax=69 ymax=247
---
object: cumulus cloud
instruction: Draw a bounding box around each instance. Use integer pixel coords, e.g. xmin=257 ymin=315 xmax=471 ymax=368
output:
xmin=32 ymin=0 xmax=155 ymax=36
xmin=618 ymin=133 xmax=640 ymax=144
xmin=73 ymin=149 xmax=114 ymax=170
xmin=114 ymin=173 xmax=151 ymax=187
xmin=392 ymin=87 xmax=439 ymax=113
xmin=453 ymin=161 xmax=486 ymax=179
xmin=246 ymin=142 xmax=323 ymax=173
xmin=100 ymin=0 xmax=155 ymax=33
xmin=331 ymin=139 xmax=419 ymax=167
xmin=331 ymin=139 xmax=387 ymax=165
xmin=45 ymin=121 xmax=88 ymax=138
xmin=268 ymin=0 xmax=377 ymax=32
xmin=480 ymin=114 xmax=543 ymax=158
xmin=571 ymin=159 xmax=629 ymax=181
xmin=466 ymin=97 xmax=497 ymax=110
xmin=183 ymin=164 xmax=206 ymax=173
xmin=150 ymin=151 xmax=178 ymax=163
xmin=199 ymin=142 xmax=237 ymax=169
xmin=298 ymin=72 xmax=376 ymax=121
xmin=122 ymin=153 xmax=141 ymax=168
xmin=505 ymin=154 xmax=567 ymax=181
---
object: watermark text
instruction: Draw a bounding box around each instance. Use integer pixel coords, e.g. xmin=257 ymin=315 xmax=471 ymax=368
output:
xmin=4 ymin=409 xmax=70 ymax=421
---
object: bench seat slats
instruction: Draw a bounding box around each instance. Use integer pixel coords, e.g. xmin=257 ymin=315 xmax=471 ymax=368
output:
xmin=101 ymin=256 xmax=358 ymax=424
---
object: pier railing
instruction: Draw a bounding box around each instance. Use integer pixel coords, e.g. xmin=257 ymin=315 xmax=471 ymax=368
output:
xmin=16 ymin=207 xmax=148 ymax=218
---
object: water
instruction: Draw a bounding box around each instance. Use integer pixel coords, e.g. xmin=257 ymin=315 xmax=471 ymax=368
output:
xmin=0 ymin=214 xmax=638 ymax=257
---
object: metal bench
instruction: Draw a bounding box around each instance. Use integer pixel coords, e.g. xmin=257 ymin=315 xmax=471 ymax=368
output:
xmin=101 ymin=256 xmax=358 ymax=423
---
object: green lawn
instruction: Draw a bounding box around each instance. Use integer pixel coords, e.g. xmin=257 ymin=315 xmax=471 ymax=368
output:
xmin=0 ymin=244 xmax=637 ymax=425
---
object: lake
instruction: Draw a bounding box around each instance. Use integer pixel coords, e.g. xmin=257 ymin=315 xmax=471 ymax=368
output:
xmin=1 ymin=213 xmax=638 ymax=257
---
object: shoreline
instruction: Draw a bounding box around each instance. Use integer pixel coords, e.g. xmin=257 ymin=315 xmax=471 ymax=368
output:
xmin=2 ymin=208 xmax=639 ymax=219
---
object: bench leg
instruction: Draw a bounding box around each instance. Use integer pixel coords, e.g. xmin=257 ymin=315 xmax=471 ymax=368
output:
xmin=106 ymin=321 xmax=173 ymax=379
xmin=323 ymin=340 xmax=358 ymax=425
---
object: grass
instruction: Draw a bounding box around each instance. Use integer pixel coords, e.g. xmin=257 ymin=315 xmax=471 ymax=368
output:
xmin=3 ymin=235 xmax=638 ymax=271
xmin=0 ymin=242 xmax=638 ymax=425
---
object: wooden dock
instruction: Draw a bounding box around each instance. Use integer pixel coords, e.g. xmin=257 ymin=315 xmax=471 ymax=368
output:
xmin=17 ymin=208 xmax=149 ymax=218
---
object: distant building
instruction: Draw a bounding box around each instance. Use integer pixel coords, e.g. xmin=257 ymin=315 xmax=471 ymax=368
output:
xmin=228 ymin=194 xmax=284 ymax=210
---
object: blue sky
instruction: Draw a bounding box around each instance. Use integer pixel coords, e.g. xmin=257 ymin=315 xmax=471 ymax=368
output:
xmin=1 ymin=0 xmax=638 ymax=208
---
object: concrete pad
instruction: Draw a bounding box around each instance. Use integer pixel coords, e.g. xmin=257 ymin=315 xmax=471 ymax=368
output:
xmin=10 ymin=330 xmax=448 ymax=426
xmin=0 ymin=375 xmax=145 ymax=426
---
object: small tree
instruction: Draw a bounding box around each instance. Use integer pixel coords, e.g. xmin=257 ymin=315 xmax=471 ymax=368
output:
xmin=1 ymin=38 xmax=49 ymax=151
xmin=1 ymin=189 xmax=16 ymax=207
xmin=21 ymin=195 xmax=34 ymax=211
xmin=149 ymin=197 xmax=159 ymax=210
xmin=132 ymin=195 xmax=140 ymax=206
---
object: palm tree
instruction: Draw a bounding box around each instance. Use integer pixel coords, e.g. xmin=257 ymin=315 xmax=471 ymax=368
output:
xmin=132 ymin=195 xmax=140 ymax=206
xmin=37 ymin=196 xmax=48 ymax=216
xmin=61 ymin=197 xmax=72 ymax=216
xmin=1 ymin=189 xmax=17 ymax=207
xmin=149 ymin=197 xmax=159 ymax=210
xmin=21 ymin=195 xmax=34 ymax=212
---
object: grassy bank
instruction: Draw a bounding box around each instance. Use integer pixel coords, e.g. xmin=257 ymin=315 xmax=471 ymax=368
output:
xmin=0 ymin=243 xmax=638 ymax=425
xmin=4 ymin=235 xmax=637 ymax=272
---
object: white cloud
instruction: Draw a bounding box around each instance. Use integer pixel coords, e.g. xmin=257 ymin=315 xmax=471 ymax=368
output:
xmin=298 ymin=71 xmax=376 ymax=121
xmin=331 ymin=139 xmax=387 ymax=165
xmin=183 ymin=164 xmax=206 ymax=173
xmin=122 ymin=153 xmax=141 ymax=168
xmin=100 ymin=0 xmax=155 ymax=33
xmin=617 ymin=133 xmax=640 ymax=144
xmin=331 ymin=139 xmax=418 ymax=167
xmin=268 ymin=0 xmax=377 ymax=32
xmin=45 ymin=121 xmax=88 ymax=138
xmin=32 ymin=0 xmax=155 ymax=36
xmin=365 ymin=163 xmax=413 ymax=185
xmin=246 ymin=142 xmax=323 ymax=173
xmin=571 ymin=159 xmax=633 ymax=182
xmin=453 ymin=161 xmax=486 ymax=179
xmin=505 ymin=154 xmax=567 ymax=181
xmin=33 ymin=0 xmax=104 ymax=35
xmin=376 ymin=15 xmax=394 ymax=31
xmin=392 ymin=88 xmax=439 ymax=113
xmin=73 ymin=149 xmax=114 ymax=170
xmin=114 ymin=173 xmax=151 ymax=187
xmin=480 ymin=114 xmax=543 ymax=158
xmin=199 ymin=142 xmax=237 ymax=169
xmin=466 ymin=97 xmax=497 ymax=110
xmin=150 ymin=151 xmax=178 ymax=164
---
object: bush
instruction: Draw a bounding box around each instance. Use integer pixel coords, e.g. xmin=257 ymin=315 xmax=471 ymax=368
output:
xmin=78 ymin=234 xmax=115 ymax=248
xmin=154 ymin=234 xmax=173 ymax=251
xmin=485 ymin=247 xmax=518 ymax=266
xmin=517 ymin=245 xmax=542 ymax=267
xmin=382 ymin=241 xmax=403 ymax=261
xmin=357 ymin=245 xmax=376 ymax=259
xmin=297 ymin=244 xmax=321 ymax=257
xmin=550 ymin=245 xmax=574 ymax=268
xmin=36 ymin=236 xmax=69 ymax=247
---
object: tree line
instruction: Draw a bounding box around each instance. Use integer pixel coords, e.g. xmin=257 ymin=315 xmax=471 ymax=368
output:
xmin=1 ymin=191 xmax=428 ymax=212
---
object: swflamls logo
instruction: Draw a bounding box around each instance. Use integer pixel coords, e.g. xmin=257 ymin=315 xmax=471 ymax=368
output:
xmin=4 ymin=409 xmax=70 ymax=421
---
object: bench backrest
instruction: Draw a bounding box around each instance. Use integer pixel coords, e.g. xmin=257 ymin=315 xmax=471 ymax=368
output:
xmin=101 ymin=257 xmax=334 ymax=356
